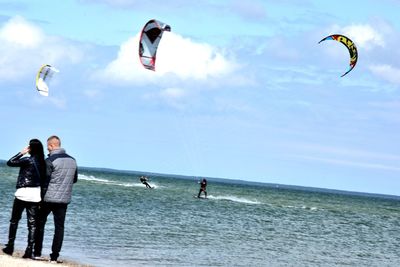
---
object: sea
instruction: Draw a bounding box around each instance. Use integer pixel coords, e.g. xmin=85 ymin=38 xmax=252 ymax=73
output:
xmin=1 ymin=161 xmax=400 ymax=267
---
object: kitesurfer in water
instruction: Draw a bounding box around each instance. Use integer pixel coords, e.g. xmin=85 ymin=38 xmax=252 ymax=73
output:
xmin=140 ymin=176 xmax=152 ymax=189
xmin=197 ymin=178 xmax=207 ymax=198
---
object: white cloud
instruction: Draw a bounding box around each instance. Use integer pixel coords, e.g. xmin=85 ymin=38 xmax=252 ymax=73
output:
xmin=0 ymin=16 xmax=84 ymax=82
xmin=32 ymin=94 xmax=67 ymax=109
xmin=83 ymin=89 xmax=102 ymax=99
xmin=286 ymin=143 xmax=400 ymax=172
xmin=0 ymin=16 xmax=44 ymax=48
xmin=289 ymin=142 xmax=400 ymax=162
xmin=143 ymin=87 xmax=188 ymax=110
xmin=95 ymin=0 xmax=136 ymax=5
xmin=80 ymin=0 xmax=142 ymax=8
xmin=369 ymin=64 xmax=400 ymax=85
xmin=329 ymin=24 xmax=385 ymax=50
xmin=295 ymin=155 xmax=400 ymax=172
xmin=230 ymin=0 xmax=267 ymax=21
xmin=159 ymin=87 xmax=186 ymax=99
xmin=95 ymin=31 xmax=238 ymax=85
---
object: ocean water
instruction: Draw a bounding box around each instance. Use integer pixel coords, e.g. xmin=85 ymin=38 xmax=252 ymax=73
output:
xmin=1 ymin=161 xmax=400 ymax=266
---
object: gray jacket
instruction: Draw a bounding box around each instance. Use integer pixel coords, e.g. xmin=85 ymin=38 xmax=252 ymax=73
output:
xmin=43 ymin=148 xmax=78 ymax=204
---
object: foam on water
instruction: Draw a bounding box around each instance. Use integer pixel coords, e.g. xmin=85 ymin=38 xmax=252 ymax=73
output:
xmin=283 ymin=204 xmax=320 ymax=211
xmin=79 ymin=174 xmax=111 ymax=183
xmin=208 ymin=195 xmax=262 ymax=204
xmin=79 ymin=174 xmax=159 ymax=188
xmin=79 ymin=174 xmax=140 ymax=188
xmin=3 ymin=165 xmax=398 ymax=267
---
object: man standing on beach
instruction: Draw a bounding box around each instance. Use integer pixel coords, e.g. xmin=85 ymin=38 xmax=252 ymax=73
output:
xmin=34 ymin=135 xmax=78 ymax=263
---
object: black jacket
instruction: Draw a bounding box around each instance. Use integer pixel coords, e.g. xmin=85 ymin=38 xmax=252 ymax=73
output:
xmin=7 ymin=153 xmax=42 ymax=189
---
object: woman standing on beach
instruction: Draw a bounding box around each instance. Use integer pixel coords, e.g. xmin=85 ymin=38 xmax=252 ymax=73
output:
xmin=2 ymin=139 xmax=46 ymax=259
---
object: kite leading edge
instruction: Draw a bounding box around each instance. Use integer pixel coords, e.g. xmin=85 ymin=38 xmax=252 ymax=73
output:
xmin=35 ymin=64 xmax=59 ymax=96
xmin=138 ymin=19 xmax=171 ymax=71
xmin=319 ymin=34 xmax=358 ymax=77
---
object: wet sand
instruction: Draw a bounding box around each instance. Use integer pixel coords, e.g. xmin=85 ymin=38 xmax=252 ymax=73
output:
xmin=0 ymin=249 xmax=92 ymax=267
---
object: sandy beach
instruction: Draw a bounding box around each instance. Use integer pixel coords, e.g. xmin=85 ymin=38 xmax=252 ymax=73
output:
xmin=0 ymin=248 xmax=92 ymax=267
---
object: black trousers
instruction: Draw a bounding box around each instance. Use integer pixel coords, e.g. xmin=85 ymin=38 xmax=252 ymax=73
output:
xmin=6 ymin=197 xmax=39 ymax=248
xmin=198 ymin=188 xmax=207 ymax=198
xmin=34 ymin=202 xmax=68 ymax=260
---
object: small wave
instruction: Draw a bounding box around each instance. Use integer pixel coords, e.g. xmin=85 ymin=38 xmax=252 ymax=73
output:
xmin=79 ymin=174 xmax=145 ymax=188
xmin=208 ymin=195 xmax=261 ymax=205
xmin=79 ymin=174 xmax=109 ymax=183
xmin=299 ymin=205 xmax=319 ymax=211
xmin=283 ymin=205 xmax=319 ymax=211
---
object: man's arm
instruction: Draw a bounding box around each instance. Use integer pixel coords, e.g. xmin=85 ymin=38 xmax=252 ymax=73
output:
xmin=73 ymin=166 xmax=78 ymax=183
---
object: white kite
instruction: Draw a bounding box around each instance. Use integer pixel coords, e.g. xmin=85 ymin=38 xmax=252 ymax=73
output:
xmin=35 ymin=64 xmax=59 ymax=96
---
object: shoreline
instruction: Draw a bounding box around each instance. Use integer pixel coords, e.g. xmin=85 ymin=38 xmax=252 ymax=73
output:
xmin=0 ymin=248 xmax=92 ymax=267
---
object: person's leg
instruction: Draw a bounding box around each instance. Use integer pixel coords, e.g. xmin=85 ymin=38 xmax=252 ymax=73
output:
xmin=2 ymin=198 xmax=25 ymax=255
xmin=50 ymin=203 xmax=68 ymax=261
xmin=34 ymin=202 xmax=51 ymax=258
xmin=23 ymin=202 xmax=39 ymax=258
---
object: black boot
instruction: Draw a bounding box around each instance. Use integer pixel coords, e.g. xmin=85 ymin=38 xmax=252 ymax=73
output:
xmin=2 ymin=244 xmax=14 ymax=255
xmin=3 ymin=221 xmax=18 ymax=256
xmin=22 ymin=246 xmax=33 ymax=258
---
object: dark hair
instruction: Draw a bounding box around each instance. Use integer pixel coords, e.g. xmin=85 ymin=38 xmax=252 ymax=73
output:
xmin=29 ymin=139 xmax=46 ymax=180
xmin=29 ymin=139 xmax=44 ymax=157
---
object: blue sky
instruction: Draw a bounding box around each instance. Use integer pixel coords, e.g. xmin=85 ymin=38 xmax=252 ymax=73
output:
xmin=0 ymin=0 xmax=399 ymax=195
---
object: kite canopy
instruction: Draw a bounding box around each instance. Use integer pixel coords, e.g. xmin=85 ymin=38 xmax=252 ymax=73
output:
xmin=139 ymin=19 xmax=171 ymax=71
xmin=319 ymin=34 xmax=358 ymax=77
xmin=35 ymin=64 xmax=59 ymax=96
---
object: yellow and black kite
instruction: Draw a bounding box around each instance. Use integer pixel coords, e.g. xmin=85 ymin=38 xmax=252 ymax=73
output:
xmin=319 ymin=34 xmax=358 ymax=77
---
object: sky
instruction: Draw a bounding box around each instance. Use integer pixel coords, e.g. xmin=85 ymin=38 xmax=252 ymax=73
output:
xmin=0 ymin=0 xmax=399 ymax=196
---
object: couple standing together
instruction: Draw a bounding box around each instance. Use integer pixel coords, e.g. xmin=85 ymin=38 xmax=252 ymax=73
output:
xmin=2 ymin=135 xmax=78 ymax=263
